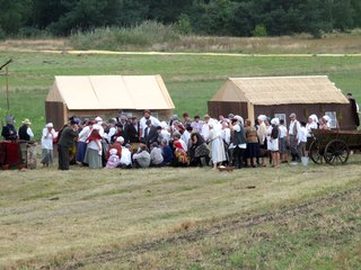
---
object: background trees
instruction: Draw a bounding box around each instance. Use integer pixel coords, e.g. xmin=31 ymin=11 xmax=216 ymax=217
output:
xmin=0 ymin=0 xmax=360 ymax=38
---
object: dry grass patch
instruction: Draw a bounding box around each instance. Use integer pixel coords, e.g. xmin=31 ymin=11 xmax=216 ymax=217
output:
xmin=0 ymin=158 xmax=360 ymax=269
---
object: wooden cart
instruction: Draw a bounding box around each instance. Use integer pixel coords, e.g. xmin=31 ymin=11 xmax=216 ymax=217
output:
xmin=309 ymin=129 xmax=361 ymax=165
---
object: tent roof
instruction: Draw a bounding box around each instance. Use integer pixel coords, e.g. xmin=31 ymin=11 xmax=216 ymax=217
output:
xmin=46 ymin=75 xmax=175 ymax=110
xmin=211 ymin=75 xmax=349 ymax=105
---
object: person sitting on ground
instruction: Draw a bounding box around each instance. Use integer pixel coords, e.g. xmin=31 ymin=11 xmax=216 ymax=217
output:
xmin=1 ymin=115 xmax=17 ymax=141
xmin=150 ymin=142 xmax=164 ymax=167
xmin=105 ymin=148 xmax=121 ymax=169
xmin=189 ymin=132 xmax=210 ymax=167
xmin=133 ymin=143 xmax=151 ymax=168
xmin=173 ymin=132 xmax=188 ymax=152
xmin=160 ymin=139 xmax=174 ymax=166
xmin=119 ymin=144 xmax=132 ymax=168
xmin=107 ymin=136 xmax=123 ymax=160
xmin=173 ymin=139 xmax=189 ymax=167
xmin=41 ymin=122 xmax=58 ymax=167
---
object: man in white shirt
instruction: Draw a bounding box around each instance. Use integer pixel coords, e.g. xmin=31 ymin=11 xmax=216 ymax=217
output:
xmin=288 ymin=113 xmax=301 ymax=162
xmin=297 ymin=121 xmax=308 ymax=158
xmin=139 ymin=110 xmax=161 ymax=137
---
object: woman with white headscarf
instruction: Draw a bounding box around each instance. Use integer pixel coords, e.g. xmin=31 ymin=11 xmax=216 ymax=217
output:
xmin=41 ymin=123 xmax=58 ymax=167
xmin=269 ymin=118 xmax=280 ymax=168
xmin=208 ymin=121 xmax=227 ymax=169
xmin=306 ymin=114 xmax=318 ymax=137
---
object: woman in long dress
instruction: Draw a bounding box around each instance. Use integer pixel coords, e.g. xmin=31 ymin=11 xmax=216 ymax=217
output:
xmin=83 ymin=127 xmax=103 ymax=169
xmin=208 ymin=123 xmax=227 ymax=169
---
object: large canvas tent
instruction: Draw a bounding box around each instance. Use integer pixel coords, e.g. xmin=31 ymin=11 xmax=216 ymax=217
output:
xmin=46 ymin=75 xmax=175 ymax=129
xmin=208 ymin=75 xmax=356 ymax=130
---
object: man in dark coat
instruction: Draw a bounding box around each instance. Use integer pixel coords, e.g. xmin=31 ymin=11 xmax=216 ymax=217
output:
xmin=143 ymin=120 xmax=158 ymax=148
xmin=126 ymin=116 xmax=141 ymax=144
xmin=347 ymin=93 xmax=360 ymax=128
xmin=58 ymin=120 xmax=79 ymax=170
xmin=1 ymin=115 xmax=17 ymax=141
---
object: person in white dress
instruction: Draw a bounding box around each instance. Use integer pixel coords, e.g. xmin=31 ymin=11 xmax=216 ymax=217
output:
xmin=208 ymin=122 xmax=227 ymax=169
xmin=41 ymin=123 xmax=58 ymax=166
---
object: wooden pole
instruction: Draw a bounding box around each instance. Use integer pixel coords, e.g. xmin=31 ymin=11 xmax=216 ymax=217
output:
xmin=5 ymin=66 xmax=10 ymax=112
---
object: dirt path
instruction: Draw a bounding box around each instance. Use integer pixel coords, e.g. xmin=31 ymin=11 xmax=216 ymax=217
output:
xmin=2 ymin=48 xmax=361 ymax=57
xmin=55 ymin=186 xmax=361 ymax=270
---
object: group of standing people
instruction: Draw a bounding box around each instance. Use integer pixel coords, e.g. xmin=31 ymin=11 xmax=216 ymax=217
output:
xmin=0 ymin=108 xmax=352 ymax=170
xmin=49 ymin=110 xmax=336 ymax=171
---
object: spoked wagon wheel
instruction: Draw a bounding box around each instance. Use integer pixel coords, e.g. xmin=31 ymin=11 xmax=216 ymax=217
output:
xmin=309 ymin=140 xmax=323 ymax=164
xmin=324 ymin=139 xmax=350 ymax=165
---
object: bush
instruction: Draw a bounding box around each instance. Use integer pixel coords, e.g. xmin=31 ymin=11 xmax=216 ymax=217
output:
xmin=69 ymin=21 xmax=181 ymax=50
xmin=0 ymin=27 xmax=5 ymax=40
xmin=252 ymin=24 xmax=267 ymax=37
xmin=176 ymin=14 xmax=192 ymax=34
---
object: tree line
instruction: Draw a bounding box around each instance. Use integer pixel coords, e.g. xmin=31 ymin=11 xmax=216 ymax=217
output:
xmin=1 ymin=0 xmax=361 ymax=38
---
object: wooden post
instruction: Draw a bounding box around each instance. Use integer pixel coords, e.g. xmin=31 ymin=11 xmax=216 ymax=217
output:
xmin=5 ymin=66 xmax=9 ymax=112
xmin=247 ymin=102 xmax=255 ymax=125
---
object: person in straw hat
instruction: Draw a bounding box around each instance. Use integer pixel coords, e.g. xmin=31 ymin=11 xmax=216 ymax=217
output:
xmin=18 ymin=118 xmax=34 ymax=141
xmin=41 ymin=122 xmax=58 ymax=167
xmin=18 ymin=118 xmax=34 ymax=165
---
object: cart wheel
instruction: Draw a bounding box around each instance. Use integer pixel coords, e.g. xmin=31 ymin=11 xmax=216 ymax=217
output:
xmin=324 ymin=139 xmax=349 ymax=165
xmin=309 ymin=140 xmax=323 ymax=164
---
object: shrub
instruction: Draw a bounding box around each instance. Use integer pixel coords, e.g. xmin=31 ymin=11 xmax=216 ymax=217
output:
xmin=252 ymin=24 xmax=267 ymax=37
xmin=69 ymin=21 xmax=181 ymax=51
xmin=176 ymin=14 xmax=192 ymax=34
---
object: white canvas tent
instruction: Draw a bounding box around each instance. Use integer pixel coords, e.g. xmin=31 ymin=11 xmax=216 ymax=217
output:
xmin=46 ymin=75 xmax=174 ymax=129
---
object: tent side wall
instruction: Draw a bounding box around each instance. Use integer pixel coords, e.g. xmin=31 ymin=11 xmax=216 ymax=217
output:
xmin=68 ymin=109 xmax=173 ymax=122
xmin=254 ymin=103 xmax=355 ymax=130
xmin=208 ymin=101 xmax=249 ymax=119
xmin=45 ymin=101 xmax=67 ymax=130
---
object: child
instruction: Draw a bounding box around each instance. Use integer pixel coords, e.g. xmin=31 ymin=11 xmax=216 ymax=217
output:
xmin=105 ymin=148 xmax=120 ymax=169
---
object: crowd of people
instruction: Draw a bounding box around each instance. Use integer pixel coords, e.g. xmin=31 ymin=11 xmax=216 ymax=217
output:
xmin=1 ymin=109 xmax=340 ymax=170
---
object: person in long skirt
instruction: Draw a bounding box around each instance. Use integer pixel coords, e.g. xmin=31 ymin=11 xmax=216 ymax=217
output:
xmin=41 ymin=123 xmax=57 ymax=167
xmin=208 ymin=123 xmax=227 ymax=169
xmin=76 ymin=120 xmax=94 ymax=164
xmin=83 ymin=127 xmax=103 ymax=169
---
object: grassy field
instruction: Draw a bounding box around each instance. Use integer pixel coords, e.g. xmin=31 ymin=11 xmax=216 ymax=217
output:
xmin=1 ymin=31 xmax=361 ymax=53
xmin=0 ymin=40 xmax=361 ymax=269
xmin=0 ymin=157 xmax=360 ymax=269
xmin=0 ymin=51 xmax=361 ymax=137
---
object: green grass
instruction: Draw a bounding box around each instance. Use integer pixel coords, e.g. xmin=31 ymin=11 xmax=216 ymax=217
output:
xmin=0 ymin=40 xmax=361 ymax=269
xmin=0 ymin=158 xmax=360 ymax=269
xmin=0 ymin=52 xmax=361 ymax=137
